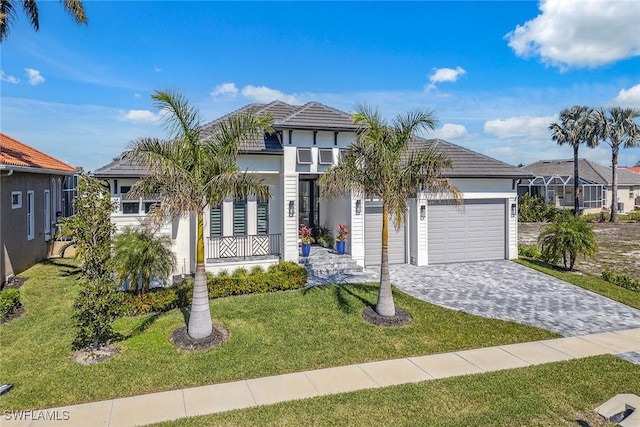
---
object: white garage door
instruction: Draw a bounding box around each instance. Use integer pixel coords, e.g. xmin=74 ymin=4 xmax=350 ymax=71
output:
xmin=428 ymin=199 xmax=505 ymax=264
xmin=364 ymin=201 xmax=405 ymax=267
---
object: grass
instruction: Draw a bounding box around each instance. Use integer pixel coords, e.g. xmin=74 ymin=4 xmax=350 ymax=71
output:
xmin=516 ymin=258 xmax=640 ymax=310
xmin=150 ymin=355 xmax=640 ymax=427
xmin=0 ymin=258 xmax=560 ymax=411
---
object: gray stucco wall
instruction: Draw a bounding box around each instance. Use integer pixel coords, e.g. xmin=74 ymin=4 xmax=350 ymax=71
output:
xmin=1 ymin=172 xmax=65 ymax=282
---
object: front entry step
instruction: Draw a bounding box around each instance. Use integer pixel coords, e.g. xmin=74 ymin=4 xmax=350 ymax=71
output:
xmin=299 ymin=246 xmax=379 ymax=286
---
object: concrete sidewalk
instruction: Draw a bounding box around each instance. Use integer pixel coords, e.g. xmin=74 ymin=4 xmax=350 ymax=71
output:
xmin=3 ymin=327 xmax=639 ymax=427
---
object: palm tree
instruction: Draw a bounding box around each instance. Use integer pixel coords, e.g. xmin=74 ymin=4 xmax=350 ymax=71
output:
xmin=113 ymin=227 xmax=176 ymax=294
xmin=126 ymin=90 xmax=272 ymax=339
xmin=319 ymin=105 xmax=460 ymax=317
xmin=538 ymin=210 xmax=596 ymax=271
xmin=591 ymin=107 xmax=640 ymax=222
xmin=0 ymin=0 xmax=87 ymax=42
xmin=549 ymin=106 xmax=598 ymax=215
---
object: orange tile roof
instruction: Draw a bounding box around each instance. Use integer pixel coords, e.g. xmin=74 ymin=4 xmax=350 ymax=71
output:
xmin=621 ymin=166 xmax=640 ymax=174
xmin=0 ymin=133 xmax=76 ymax=173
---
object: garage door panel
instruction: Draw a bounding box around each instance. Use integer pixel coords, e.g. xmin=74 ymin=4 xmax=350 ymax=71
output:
xmin=364 ymin=202 xmax=405 ymax=267
xmin=428 ymin=199 xmax=505 ymax=264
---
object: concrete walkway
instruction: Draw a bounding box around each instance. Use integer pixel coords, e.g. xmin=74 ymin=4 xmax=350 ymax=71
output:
xmin=3 ymin=327 xmax=639 ymax=427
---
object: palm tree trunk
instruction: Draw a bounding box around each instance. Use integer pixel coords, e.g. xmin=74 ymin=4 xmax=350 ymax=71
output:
xmin=376 ymin=202 xmax=396 ymax=317
xmin=610 ymin=148 xmax=619 ymax=223
xmin=573 ymin=144 xmax=580 ymax=215
xmin=188 ymin=211 xmax=213 ymax=339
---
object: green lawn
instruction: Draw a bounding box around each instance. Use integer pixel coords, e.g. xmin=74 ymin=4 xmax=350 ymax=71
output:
xmin=150 ymin=355 xmax=640 ymax=427
xmin=0 ymin=258 xmax=559 ymax=410
xmin=516 ymin=258 xmax=640 ymax=310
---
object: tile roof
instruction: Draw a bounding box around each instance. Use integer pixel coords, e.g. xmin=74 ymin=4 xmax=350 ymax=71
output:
xmin=0 ymin=133 xmax=76 ymax=173
xmin=199 ymin=101 xmax=356 ymax=152
xmin=523 ymin=159 xmax=640 ymax=186
xmin=93 ymin=155 xmax=149 ymax=178
xmin=410 ymin=138 xmax=531 ymax=179
xmin=621 ymin=166 xmax=640 ymax=174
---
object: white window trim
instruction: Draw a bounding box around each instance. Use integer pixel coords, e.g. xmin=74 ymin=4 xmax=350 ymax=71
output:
xmin=296 ymin=148 xmax=313 ymax=165
xmin=27 ymin=191 xmax=35 ymax=241
xmin=44 ymin=190 xmax=51 ymax=241
xmin=11 ymin=191 xmax=22 ymax=209
xmin=318 ymin=148 xmax=333 ymax=165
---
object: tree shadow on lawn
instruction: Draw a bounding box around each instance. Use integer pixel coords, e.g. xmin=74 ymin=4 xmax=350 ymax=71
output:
xmin=302 ymin=283 xmax=379 ymax=315
xmin=40 ymin=258 xmax=82 ymax=276
xmin=116 ymin=312 xmax=161 ymax=342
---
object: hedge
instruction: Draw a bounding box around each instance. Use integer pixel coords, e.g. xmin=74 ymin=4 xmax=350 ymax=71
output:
xmin=0 ymin=288 xmax=21 ymax=319
xmin=120 ymin=261 xmax=307 ymax=316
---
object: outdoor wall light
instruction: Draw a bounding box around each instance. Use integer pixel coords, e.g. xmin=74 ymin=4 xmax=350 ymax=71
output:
xmin=355 ymin=199 xmax=362 ymax=215
xmin=511 ymin=203 xmax=517 ymax=218
xmin=288 ymin=200 xmax=295 ymax=217
xmin=420 ymin=205 xmax=426 ymax=220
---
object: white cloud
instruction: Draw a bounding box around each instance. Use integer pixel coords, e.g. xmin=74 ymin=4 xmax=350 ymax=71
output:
xmin=431 ymin=123 xmax=469 ymax=141
xmin=154 ymin=67 xmax=162 ymax=72
xmin=240 ymin=85 xmax=299 ymax=104
xmin=1 ymin=71 xmax=20 ymax=84
xmin=608 ymin=84 xmax=640 ymax=108
xmin=117 ymin=109 xmax=162 ymax=124
xmin=134 ymin=93 xmax=141 ymax=98
xmin=506 ymin=0 xmax=640 ymax=68
xmin=484 ymin=115 xmax=557 ymax=139
xmin=425 ymin=66 xmax=466 ymax=92
xmin=25 ymin=68 xmax=45 ymax=85
xmin=210 ymin=82 xmax=239 ymax=98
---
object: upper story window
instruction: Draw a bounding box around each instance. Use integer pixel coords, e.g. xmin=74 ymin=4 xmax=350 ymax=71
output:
xmin=297 ymin=148 xmax=312 ymax=165
xmin=318 ymin=149 xmax=333 ymax=165
xmin=11 ymin=191 xmax=22 ymax=209
xmin=122 ymin=202 xmax=140 ymax=214
xmin=630 ymin=186 xmax=636 ymax=199
xmin=120 ymin=186 xmax=131 ymax=194
xmin=26 ymin=191 xmax=34 ymax=240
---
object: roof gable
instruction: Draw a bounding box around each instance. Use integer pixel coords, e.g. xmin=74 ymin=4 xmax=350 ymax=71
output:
xmin=0 ymin=133 xmax=76 ymax=173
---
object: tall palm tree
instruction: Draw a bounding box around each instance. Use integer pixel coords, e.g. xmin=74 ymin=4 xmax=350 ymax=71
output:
xmin=113 ymin=227 xmax=176 ymax=294
xmin=0 ymin=0 xmax=87 ymax=42
xmin=549 ymin=106 xmax=598 ymax=215
xmin=591 ymin=107 xmax=640 ymax=222
xmin=126 ymin=90 xmax=272 ymax=339
xmin=319 ymin=105 xmax=460 ymax=317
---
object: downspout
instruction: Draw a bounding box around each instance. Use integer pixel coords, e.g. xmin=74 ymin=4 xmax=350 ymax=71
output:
xmin=0 ymin=170 xmax=14 ymax=177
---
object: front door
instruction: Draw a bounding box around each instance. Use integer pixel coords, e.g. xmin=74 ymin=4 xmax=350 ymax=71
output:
xmin=299 ymin=179 xmax=319 ymax=231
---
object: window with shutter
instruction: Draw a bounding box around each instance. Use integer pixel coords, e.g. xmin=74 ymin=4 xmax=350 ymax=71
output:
xmin=210 ymin=205 xmax=222 ymax=237
xmin=233 ymin=200 xmax=246 ymax=235
xmin=257 ymin=200 xmax=268 ymax=235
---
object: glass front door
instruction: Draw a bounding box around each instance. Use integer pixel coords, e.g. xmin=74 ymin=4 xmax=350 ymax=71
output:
xmin=299 ymin=180 xmax=319 ymax=232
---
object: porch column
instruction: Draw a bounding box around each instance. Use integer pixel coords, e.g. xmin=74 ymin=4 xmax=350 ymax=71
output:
xmin=283 ymin=174 xmax=299 ymax=262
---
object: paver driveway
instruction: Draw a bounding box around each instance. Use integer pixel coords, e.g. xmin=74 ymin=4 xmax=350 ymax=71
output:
xmin=389 ymin=261 xmax=640 ymax=337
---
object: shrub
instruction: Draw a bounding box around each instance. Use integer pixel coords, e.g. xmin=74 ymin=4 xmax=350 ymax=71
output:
xmin=0 ymin=288 xmax=21 ymax=319
xmin=120 ymin=261 xmax=308 ymax=316
xmin=602 ymin=269 xmax=640 ymax=292
xmin=518 ymin=245 xmax=541 ymax=260
xmin=518 ymin=194 xmax=558 ymax=223
xmin=538 ymin=210 xmax=597 ymax=270
xmin=583 ymin=212 xmax=610 ymax=223
xmin=622 ymin=211 xmax=640 ymax=222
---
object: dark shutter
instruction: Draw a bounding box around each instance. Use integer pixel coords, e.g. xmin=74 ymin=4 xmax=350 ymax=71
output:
xmin=257 ymin=200 xmax=268 ymax=235
xmin=210 ymin=205 xmax=222 ymax=237
xmin=233 ymin=200 xmax=246 ymax=235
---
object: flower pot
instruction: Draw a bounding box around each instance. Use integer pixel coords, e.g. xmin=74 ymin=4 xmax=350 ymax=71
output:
xmin=301 ymin=243 xmax=311 ymax=257
xmin=336 ymin=241 xmax=345 ymax=255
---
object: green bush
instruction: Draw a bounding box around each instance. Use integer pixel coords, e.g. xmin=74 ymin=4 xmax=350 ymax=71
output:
xmin=602 ymin=269 xmax=640 ymax=292
xmin=0 ymin=288 xmax=21 ymax=318
xmin=622 ymin=211 xmax=640 ymax=221
xmin=538 ymin=211 xmax=597 ymax=271
xmin=583 ymin=212 xmax=610 ymax=223
xmin=120 ymin=285 xmax=192 ymax=317
xmin=518 ymin=245 xmax=542 ymax=260
xmin=120 ymin=261 xmax=308 ymax=316
xmin=518 ymin=194 xmax=558 ymax=223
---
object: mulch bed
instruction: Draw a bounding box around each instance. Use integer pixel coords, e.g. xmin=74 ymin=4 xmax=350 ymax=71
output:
xmin=3 ymin=276 xmax=27 ymax=289
xmin=0 ymin=305 xmax=25 ymax=325
xmin=361 ymin=305 xmax=413 ymax=327
xmin=170 ymin=323 xmax=229 ymax=351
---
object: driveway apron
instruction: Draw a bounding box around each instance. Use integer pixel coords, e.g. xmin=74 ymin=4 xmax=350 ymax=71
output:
xmin=389 ymin=261 xmax=640 ymax=337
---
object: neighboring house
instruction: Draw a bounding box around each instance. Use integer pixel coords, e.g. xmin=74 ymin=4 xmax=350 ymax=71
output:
xmin=519 ymin=159 xmax=640 ymax=214
xmin=621 ymin=166 xmax=640 ymax=175
xmin=1 ymin=133 xmax=77 ymax=284
xmin=94 ymin=101 xmax=529 ymax=275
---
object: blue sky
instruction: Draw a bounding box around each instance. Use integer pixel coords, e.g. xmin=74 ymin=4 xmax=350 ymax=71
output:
xmin=1 ymin=0 xmax=639 ymax=171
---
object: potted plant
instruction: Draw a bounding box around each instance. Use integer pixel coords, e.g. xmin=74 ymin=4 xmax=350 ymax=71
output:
xmin=335 ymin=224 xmax=348 ymax=255
xmin=317 ymin=225 xmax=333 ymax=248
xmin=299 ymin=225 xmax=314 ymax=257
